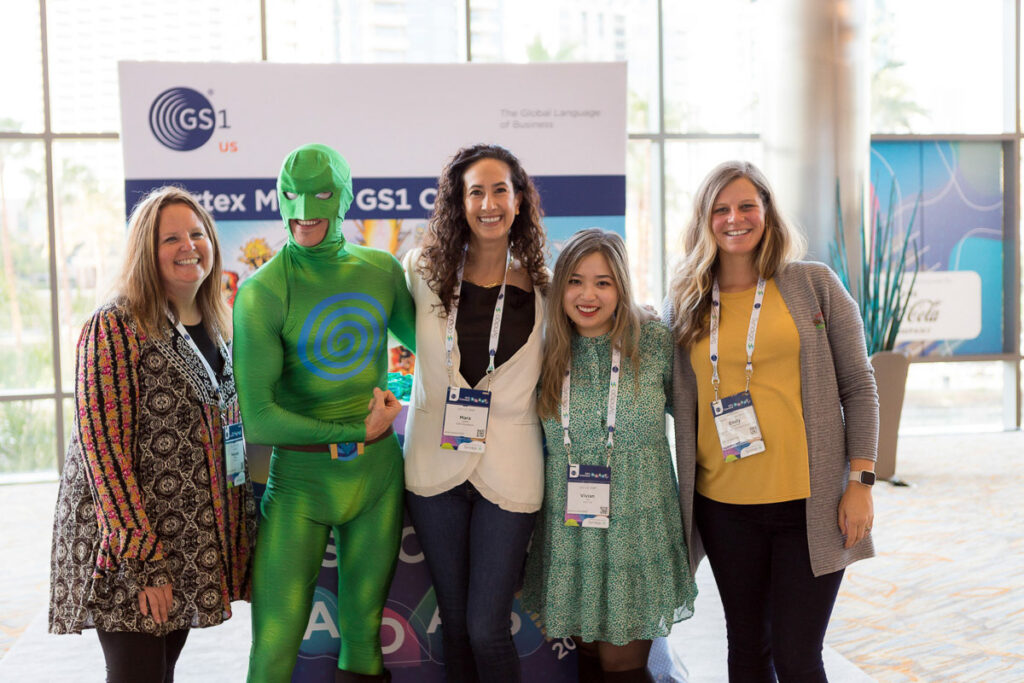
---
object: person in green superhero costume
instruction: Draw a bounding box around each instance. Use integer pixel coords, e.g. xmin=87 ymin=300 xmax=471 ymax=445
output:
xmin=233 ymin=143 xmax=415 ymax=683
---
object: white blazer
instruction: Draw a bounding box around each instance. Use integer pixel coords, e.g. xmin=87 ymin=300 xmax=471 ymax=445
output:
xmin=401 ymin=248 xmax=545 ymax=513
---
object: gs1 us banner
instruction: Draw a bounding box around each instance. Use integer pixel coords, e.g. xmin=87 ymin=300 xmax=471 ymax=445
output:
xmin=118 ymin=61 xmax=628 ymax=682
xmin=119 ymin=61 xmax=627 ymax=274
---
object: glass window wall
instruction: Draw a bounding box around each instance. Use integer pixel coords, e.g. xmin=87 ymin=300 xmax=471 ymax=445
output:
xmin=0 ymin=0 xmax=1020 ymax=474
xmin=0 ymin=3 xmax=45 ymax=133
xmin=45 ymin=0 xmax=262 ymax=133
xmin=0 ymin=141 xmax=52 ymax=394
xmin=871 ymin=0 xmax=1012 ymax=134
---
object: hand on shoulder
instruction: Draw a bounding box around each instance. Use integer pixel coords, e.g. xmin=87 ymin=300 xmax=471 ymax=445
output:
xmin=639 ymin=303 xmax=661 ymax=323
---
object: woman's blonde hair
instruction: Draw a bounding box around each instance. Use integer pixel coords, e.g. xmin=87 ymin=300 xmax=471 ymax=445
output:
xmin=538 ymin=228 xmax=642 ymax=419
xmin=669 ymin=160 xmax=805 ymax=348
xmin=115 ymin=186 xmax=230 ymax=340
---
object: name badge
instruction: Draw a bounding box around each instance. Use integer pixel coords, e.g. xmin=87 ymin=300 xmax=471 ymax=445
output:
xmin=223 ymin=422 xmax=246 ymax=487
xmin=440 ymin=386 xmax=491 ymax=454
xmin=564 ymin=464 xmax=611 ymax=528
xmin=711 ymin=390 xmax=766 ymax=462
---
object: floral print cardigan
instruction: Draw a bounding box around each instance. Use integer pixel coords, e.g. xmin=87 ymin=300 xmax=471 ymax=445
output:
xmin=49 ymin=303 xmax=257 ymax=635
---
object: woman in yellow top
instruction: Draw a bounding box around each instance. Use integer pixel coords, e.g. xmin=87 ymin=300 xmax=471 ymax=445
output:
xmin=666 ymin=161 xmax=878 ymax=682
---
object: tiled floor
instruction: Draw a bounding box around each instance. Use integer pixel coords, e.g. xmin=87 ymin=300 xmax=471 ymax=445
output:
xmin=826 ymin=432 xmax=1024 ymax=681
xmin=0 ymin=482 xmax=56 ymax=659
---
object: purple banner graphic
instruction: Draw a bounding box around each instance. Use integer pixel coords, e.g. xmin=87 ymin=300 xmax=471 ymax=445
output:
xmin=870 ymin=140 xmax=1004 ymax=356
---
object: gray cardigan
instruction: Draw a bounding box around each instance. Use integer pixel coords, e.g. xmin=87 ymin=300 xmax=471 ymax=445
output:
xmin=668 ymin=261 xmax=878 ymax=577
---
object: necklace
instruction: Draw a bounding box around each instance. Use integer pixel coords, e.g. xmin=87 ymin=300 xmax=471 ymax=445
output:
xmin=469 ymin=263 xmax=510 ymax=288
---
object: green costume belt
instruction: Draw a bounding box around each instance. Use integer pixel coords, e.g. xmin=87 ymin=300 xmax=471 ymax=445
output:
xmin=280 ymin=426 xmax=395 ymax=452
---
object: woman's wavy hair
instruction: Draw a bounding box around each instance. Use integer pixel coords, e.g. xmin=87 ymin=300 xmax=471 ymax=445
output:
xmin=417 ymin=144 xmax=549 ymax=313
xmin=669 ymin=160 xmax=805 ymax=348
xmin=537 ymin=229 xmax=643 ymax=419
xmin=115 ymin=186 xmax=231 ymax=340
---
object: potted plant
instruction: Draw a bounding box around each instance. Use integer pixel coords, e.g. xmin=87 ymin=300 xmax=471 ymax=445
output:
xmin=830 ymin=181 xmax=919 ymax=482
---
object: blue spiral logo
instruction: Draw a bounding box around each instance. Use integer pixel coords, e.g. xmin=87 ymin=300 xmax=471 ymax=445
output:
xmin=148 ymin=87 xmax=216 ymax=151
xmin=298 ymin=293 xmax=387 ymax=381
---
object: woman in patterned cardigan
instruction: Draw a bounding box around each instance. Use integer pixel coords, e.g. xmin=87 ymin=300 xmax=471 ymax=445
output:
xmin=49 ymin=186 xmax=257 ymax=682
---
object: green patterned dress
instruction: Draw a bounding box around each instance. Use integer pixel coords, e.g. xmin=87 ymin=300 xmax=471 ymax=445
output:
xmin=522 ymin=321 xmax=697 ymax=645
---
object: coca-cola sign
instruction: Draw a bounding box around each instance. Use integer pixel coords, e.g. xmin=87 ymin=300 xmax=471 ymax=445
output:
xmin=895 ymin=271 xmax=982 ymax=342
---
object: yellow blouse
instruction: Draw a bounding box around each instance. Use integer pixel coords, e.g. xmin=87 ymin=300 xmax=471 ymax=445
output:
xmin=689 ymin=278 xmax=811 ymax=504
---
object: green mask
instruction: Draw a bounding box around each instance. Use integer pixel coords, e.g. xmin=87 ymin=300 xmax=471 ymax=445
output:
xmin=277 ymin=143 xmax=354 ymax=247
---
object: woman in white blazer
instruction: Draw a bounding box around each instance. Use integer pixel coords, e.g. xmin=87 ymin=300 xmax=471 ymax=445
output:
xmin=402 ymin=143 xmax=549 ymax=683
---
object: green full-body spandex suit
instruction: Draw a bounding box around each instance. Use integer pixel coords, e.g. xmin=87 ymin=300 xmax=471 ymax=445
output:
xmin=233 ymin=144 xmax=415 ymax=682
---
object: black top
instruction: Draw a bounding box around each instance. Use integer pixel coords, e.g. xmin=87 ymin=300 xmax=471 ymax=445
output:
xmin=456 ymin=281 xmax=536 ymax=387
xmin=183 ymin=322 xmax=225 ymax=378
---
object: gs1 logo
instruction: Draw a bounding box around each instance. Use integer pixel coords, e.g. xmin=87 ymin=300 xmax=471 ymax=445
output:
xmin=149 ymin=86 xmax=231 ymax=151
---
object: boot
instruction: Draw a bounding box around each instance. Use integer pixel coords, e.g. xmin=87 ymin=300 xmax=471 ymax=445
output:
xmin=577 ymin=648 xmax=604 ymax=683
xmin=602 ymin=667 xmax=655 ymax=683
xmin=334 ymin=667 xmax=391 ymax=682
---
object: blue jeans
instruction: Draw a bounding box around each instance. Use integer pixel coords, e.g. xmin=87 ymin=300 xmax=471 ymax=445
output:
xmin=406 ymin=482 xmax=537 ymax=683
xmin=695 ymin=494 xmax=845 ymax=683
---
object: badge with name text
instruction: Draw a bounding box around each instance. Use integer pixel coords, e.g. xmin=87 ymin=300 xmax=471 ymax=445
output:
xmin=711 ymin=390 xmax=766 ymax=463
xmin=223 ymin=422 xmax=246 ymax=487
xmin=565 ymin=464 xmax=611 ymax=528
xmin=440 ymin=386 xmax=491 ymax=453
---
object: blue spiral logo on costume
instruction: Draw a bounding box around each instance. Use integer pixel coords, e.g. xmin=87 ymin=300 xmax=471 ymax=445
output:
xmin=299 ymin=293 xmax=387 ymax=381
xmin=148 ymin=87 xmax=216 ymax=151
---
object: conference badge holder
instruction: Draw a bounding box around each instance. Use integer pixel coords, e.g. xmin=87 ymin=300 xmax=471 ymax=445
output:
xmin=170 ymin=315 xmax=247 ymax=488
xmin=440 ymin=386 xmax=491 ymax=453
xmin=708 ymin=277 xmax=769 ymax=464
xmin=711 ymin=390 xmax=766 ymax=462
xmin=223 ymin=422 xmax=247 ymax=487
xmin=564 ymin=464 xmax=611 ymax=528
xmin=439 ymin=246 xmax=509 ymax=456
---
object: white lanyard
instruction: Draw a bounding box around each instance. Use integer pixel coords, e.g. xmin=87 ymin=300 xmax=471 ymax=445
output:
xmin=444 ymin=246 xmax=511 ymax=388
xmin=560 ymin=345 xmax=621 ymax=467
xmin=710 ymin=277 xmax=767 ymax=400
xmin=169 ymin=315 xmax=227 ymax=397
xmin=170 ymin=314 xmax=245 ymax=488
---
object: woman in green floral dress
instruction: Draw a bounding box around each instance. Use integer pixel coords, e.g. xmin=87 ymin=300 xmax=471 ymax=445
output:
xmin=522 ymin=229 xmax=697 ymax=682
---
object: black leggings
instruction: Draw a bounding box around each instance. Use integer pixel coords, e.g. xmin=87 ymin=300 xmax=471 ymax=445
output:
xmin=96 ymin=628 xmax=190 ymax=683
xmin=695 ymin=494 xmax=844 ymax=683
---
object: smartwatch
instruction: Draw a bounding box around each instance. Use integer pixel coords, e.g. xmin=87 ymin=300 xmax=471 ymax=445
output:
xmin=849 ymin=470 xmax=876 ymax=486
